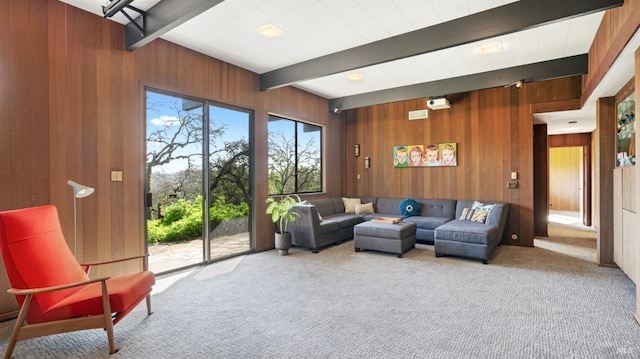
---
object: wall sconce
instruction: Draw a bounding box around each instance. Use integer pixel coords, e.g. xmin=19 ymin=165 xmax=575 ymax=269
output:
xmin=364 ymin=156 xmax=371 ymax=169
xmin=355 ymin=144 xmax=360 ymax=157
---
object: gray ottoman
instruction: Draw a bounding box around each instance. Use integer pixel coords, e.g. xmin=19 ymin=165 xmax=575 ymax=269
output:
xmin=354 ymin=221 xmax=416 ymax=258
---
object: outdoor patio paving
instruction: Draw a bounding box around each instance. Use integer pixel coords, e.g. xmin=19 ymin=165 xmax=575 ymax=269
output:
xmin=148 ymin=232 xmax=250 ymax=274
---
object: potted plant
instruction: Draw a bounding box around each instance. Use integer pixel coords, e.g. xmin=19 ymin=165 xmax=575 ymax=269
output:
xmin=265 ymin=195 xmax=301 ymax=255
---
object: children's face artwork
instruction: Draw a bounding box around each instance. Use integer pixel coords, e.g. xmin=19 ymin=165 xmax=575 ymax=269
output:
xmin=426 ymin=149 xmax=438 ymax=163
xmin=441 ymin=149 xmax=455 ymax=164
xmin=396 ymin=150 xmax=407 ymax=164
xmin=409 ymin=148 xmax=423 ymax=166
xmin=393 ymin=143 xmax=456 ymax=167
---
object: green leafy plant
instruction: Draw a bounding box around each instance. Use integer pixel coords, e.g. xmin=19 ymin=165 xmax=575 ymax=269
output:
xmin=265 ymin=195 xmax=301 ymax=234
xmin=148 ymin=195 xmax=249 ymax=244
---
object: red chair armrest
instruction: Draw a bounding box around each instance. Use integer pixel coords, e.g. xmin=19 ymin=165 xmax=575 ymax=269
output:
xmin=7 ymin=277 xmax=110 ymax=296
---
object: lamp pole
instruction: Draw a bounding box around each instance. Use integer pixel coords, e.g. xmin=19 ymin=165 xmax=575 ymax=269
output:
xmin=67 ymin=180 xmax=95 ymax=257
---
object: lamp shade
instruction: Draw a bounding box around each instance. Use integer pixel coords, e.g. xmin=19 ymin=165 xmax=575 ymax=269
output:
xmin=67 ymin=180 xmax=95 ymax=198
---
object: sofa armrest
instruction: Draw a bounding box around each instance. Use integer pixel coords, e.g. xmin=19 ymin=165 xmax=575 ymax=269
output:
xmin=289 ymin=205 xmax=322 ymax=250
xmin=486 ymin=202 xmax=509 ymax=236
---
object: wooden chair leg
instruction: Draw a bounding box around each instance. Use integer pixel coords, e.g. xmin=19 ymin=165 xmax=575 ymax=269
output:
xmin=4 ymin=294 xmax=32 ymax=359
xmin=101 ymin=282 xmax=117 ymax=354
xmin=146 ymin=295 xmax=153 ymax=315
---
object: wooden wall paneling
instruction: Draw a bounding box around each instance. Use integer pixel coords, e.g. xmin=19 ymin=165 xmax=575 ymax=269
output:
xmin=1 ymin=0 xmax=50 ymax=211
xmin=533 ymin=124 xmax=549 ymax=237
xmin=79 ymin=11 xmax=101 ymax=267
xmin=0 ymin=0 xmax=51 ymax=317
xmin=634 ymin=46 xmax=640 ymax=323
xmin=467 ymin=92 xmax=481 ymax=201
xmin=0 ymin=0 xmax=8 ymax=208
xmin=507 ymin=86 xmax=522 ymax=244
xmin=528 ymin=75 xmax=582 ymax=103
xmin=548 ymin=133 xmax=591 ymax=147
xmin=0 ymin=0 xmax=9 ymax=316
xmin=596 ymin=97 xmax=616 ymax=266
xmin=344 ymin=86 xmax=535 ymax=246
xmin=515 ymin=84 xmax=535 ymax=246
xmin=583 ymin=144 xmax=593 ymax=226
xmin=583 ymin=0 xmax=640 ymax=105
xmin=530 ymin=98 xmax=581 ymax=114
xmin=615 ymin=77 xmax=635 ymax=104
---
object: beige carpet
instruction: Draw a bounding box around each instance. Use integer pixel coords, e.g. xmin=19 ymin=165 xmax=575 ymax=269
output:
xmin=3 ymin=218 xmax=639 ymax=359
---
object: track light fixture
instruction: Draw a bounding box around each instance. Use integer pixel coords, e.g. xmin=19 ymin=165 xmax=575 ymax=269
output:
xmin=505 ymin=79 xmax=525 ymax=89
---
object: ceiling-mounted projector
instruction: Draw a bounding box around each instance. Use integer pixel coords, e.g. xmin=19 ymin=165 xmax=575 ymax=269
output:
xmin=427 ymin=98 xmax=451 ymax=110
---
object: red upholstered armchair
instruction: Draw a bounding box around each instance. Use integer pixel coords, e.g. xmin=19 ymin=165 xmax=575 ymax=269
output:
xmin=0 ymin=205 xmax=155 ymax=358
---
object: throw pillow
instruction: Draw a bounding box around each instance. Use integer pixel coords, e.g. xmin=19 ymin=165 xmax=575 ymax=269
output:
xmin=354 ymin=202 xmax=375 ymax=214
xmin=342 ymin=197 xmax=361 ymax=213
xmin=460 ymin=207 xmax=475 ymax=221
xmin=471 ymin=201 xmax=485 ymax=209
xmin=399 ymin=198 xmax=420 ymax=216
xmin=471 ymin=209 xmax=489 ymax=223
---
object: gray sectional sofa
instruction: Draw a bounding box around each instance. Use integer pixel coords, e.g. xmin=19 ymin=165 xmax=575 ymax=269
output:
xmin=288 ymin=197 xmax=509 ymax=264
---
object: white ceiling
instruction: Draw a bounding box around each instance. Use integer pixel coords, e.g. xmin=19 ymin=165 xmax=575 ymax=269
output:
xmin=60 ymin=0 xmax=637 ymax=135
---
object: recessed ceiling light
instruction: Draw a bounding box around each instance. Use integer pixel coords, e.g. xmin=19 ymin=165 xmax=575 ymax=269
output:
xmin=479 ymin=42 xmax=503 ymax=54
xmin=256 ymin=24 xmax=283 ymax=38
xmin=347 ymin=73 xmax=364 ymax=81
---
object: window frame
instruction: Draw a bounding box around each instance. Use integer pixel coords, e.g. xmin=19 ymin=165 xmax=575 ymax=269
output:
xmin=267 ymin=113 xmax=323 ymax=195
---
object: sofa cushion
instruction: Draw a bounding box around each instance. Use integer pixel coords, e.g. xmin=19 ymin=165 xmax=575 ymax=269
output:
xmin=375 ymin=198 xmax=404 ymax=215
xmin=323 ymin=213 xmax=363 ymax=229
xmin=435 ymin=220 xmax=499 ymax=245
xmin=309 ymin=198 xmax=338 ymax=217
xmin=416 ymin=199 xmax=457 ymax=218
xmin=403 ymin=216 xmax=451 ymax=230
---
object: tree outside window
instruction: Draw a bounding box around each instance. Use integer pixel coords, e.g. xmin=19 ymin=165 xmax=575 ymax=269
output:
xmin=267 ymin=115 xmax=322 ymax=195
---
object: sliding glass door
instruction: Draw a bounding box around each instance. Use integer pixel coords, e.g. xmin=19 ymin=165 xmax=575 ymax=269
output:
xmin=145 ymin=89 xmax=252 ymax=274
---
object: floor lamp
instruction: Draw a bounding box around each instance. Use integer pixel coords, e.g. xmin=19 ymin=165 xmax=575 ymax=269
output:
xmin=67 ymin=180 xmax=95 ymax=256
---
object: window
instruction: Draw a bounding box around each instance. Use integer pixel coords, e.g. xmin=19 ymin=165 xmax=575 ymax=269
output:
xmin=268 ymin=114 xmax=322 ymax=195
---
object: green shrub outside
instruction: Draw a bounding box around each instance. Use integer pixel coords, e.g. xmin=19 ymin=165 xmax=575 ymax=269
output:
xmin=148 ymin=195 xmax=249 ymax=244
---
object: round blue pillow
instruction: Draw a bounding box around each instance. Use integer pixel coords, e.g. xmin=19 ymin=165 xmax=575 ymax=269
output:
xmin=399 ymin=199 xmax=420 ymax=216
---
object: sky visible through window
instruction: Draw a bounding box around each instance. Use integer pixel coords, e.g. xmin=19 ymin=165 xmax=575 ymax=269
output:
xmin=146 ymin=90 xmax=250 ymax=174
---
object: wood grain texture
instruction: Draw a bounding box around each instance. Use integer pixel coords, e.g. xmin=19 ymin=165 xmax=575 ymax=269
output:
xmin=533 ymin=124 xmax=549 ymax=237
xmin=0 ymin=0 xmax=50 ymax=315
xmin=346 ymin=87 xmax=534 ymax=246
xmin=583 ymin=0 xmax=640 ymax=105
xmin=0 ymin=0 xmax=346 ymax=315
xmin=596 ymin=97 xmax=616 ymax=266
xmin=635 ymin=47 xmax=640 ymax=319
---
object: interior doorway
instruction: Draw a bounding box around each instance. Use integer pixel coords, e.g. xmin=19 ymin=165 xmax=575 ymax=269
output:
xmin=549 ymin=146 xmax=583 ymax=214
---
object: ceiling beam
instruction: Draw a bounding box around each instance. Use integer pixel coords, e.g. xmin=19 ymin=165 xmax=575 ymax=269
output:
xmin=261 ymin=0 xmax=622 ymax=91
xmin=328 ymin=54 xmax=588 ymax=111
xmin=125 ymin=0 xmax=225 ymax=51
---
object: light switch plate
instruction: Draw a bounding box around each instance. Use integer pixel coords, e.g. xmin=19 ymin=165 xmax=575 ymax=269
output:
xmin=111 ymin=171 xmax=123 ymax=182
xmin=511 ymin=172 xmax=518 ymax=180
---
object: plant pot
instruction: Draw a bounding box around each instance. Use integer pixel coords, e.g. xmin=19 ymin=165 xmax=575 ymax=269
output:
xmin=275 ymin=232 xmax=292 ymax=256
